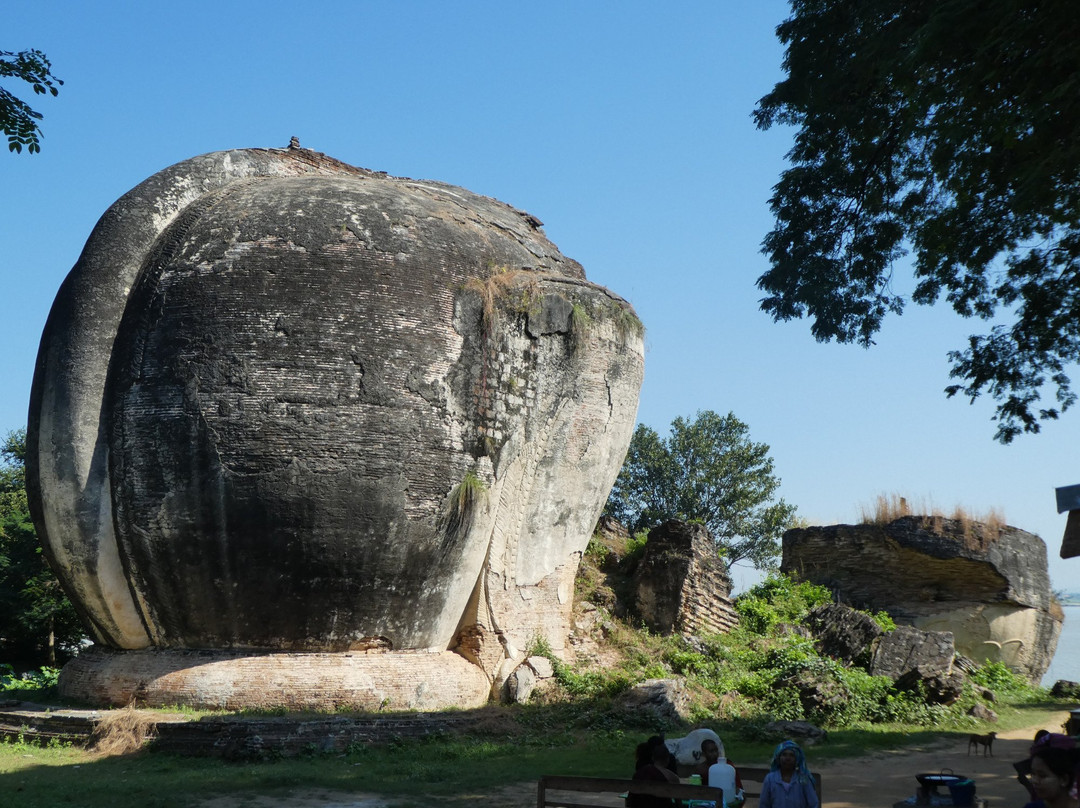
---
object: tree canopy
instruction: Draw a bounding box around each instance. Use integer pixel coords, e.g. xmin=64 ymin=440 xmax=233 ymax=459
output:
xmin=754 ymin=0 xmax=1080 ymax=442
xmin=604 ymin=410 xmax=797 ymax=569
xmin=1 ymin=48 xmax=63 ymax=154
xmin=1 ymin=429 xmax=86 ymax=666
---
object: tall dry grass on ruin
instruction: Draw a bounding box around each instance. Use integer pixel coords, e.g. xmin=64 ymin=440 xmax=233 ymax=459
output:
xmin=859 ymin=493 xmax=1006 ymax=549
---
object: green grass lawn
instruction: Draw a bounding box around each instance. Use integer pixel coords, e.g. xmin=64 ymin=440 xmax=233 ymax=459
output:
xmin=2 ymin=732 xmax=623 ymax=808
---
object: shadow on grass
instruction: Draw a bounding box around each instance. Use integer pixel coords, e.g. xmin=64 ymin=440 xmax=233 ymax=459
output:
xmin=1 ymin=696 xmax=655 ymax=808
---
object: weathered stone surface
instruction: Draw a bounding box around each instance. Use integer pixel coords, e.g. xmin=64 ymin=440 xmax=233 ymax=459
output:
xmin=572 ymin=602 xmax=601 ymax=633
xmin=451 ymin=623 xmax=505 ymax=687
xmin=632 ymin=521 xmax=738 ymax=638
xmin=968 ymin=703 xmax=999 ymax=722
xmin=616 ymin=678 xmax=691 ymax=722
xmin=151 ymin=712 xmax=479 ymax=759
xmin=868 ymin=625 xmax=956 ymax=681
xmin=503 ymin=663 xmax=536 ymax=703
xmin=1050 ymin=680 xmax=1080 ymax=699
xmin=27 ymin=145 xmax=644 ymax=708
xmin=782 ymin=517 xmax=1062 ymax=681
xmin=894 ymin=668 xmax=966 ymax=705
xmin=777 ymin=668 xmax=850 ymax=718
xmin=525 ymin=655 xmax=554 ymax=679
xmin=805 ymin=603 xmax=960 ymax=698
xmin=804 ymin=603 xmax=883 ymax=665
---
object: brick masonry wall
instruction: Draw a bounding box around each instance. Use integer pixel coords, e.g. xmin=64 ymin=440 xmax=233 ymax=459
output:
xmin=0 ymin=702 xmax=497 ymax=759
xmin=634 ymin=521 xmax=738 ymax=638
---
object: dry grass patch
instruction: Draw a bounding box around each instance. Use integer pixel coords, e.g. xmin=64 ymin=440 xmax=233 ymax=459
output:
xmin=463 ymin=266 xmax=541 ymax=335
xmin=88 ymin=704 xmax=160 ymax=756
xmin=858 ymin=493 xmax=919 ymax=523
xmin=859 ymin=493 xmax=1006 ymax=548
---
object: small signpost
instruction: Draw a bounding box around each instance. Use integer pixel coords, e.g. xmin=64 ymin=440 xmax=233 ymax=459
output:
xmin=1053 ymin=485 xmax=1080 ymax=558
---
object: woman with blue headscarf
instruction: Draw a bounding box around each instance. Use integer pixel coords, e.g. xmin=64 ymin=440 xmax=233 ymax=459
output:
xmin=760 ymin=740 xmax=819 ymax=808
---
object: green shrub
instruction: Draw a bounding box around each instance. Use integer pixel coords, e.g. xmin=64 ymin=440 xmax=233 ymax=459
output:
xmin=527 ymin=637 xmax=635 ymax=700
xmin=734 ymin=574 xmax=832 ymax=636
xmin=868 ymin=610 xmax=897 ymax=631
xmin=526 ymin=635 xmax=554 ymax=659
xmin=661 ymin=621 xmax=982 ymax=729
xmin=551 ymin=660 xmax=632 ymax=699
xmin=734 ymin=597 xmax=778 ymax=636
xmin=441 ymin=470 xmax=488 ymax=536
xmin=624 ymin=531 xmax=649 ymax=562
xmin=583 ymin=535 xmax=612 ymax=564
xmin=549 ymin=548 xmax=1051 ymax=733
xmin=970 ymin=661 xmax=1040 ymax=700
xmin=0 ymin=664 xmax=60 ymax=698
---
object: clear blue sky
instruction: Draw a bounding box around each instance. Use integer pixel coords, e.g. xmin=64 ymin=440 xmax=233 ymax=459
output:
xmin=4 ymin=2 xmax=1077 ymax=592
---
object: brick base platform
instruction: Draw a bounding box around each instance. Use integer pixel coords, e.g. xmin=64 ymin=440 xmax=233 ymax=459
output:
xmin=59 ymin=646 xmax=493 ymax=711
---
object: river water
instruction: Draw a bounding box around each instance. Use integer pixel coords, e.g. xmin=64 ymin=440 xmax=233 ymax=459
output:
xmin=1042 ymin=605 xmax=1080 ymax=687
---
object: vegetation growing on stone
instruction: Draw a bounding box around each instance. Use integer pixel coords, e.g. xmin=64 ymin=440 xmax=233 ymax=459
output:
xmin=441 ymin=470 xmax=489 ymax=538
xmin=609 ymin=299 xmax=645 ymax=340
xmin=858 ymin=493 xmax=1006 ymax=544
xmin=568 ymin=301 xmax=592 ymax=349
xmin=464 ymin=266 xmax=541 ymax=337
xmin=866 ymin=610 xmax=896 ymax=632
xmin=853 ymin=492 xmax=1010 ymax=554
xmin=732 ymin=575 xmax=831 ymax=635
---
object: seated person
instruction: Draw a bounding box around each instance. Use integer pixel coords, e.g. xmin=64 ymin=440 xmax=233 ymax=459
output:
xmin=1015 ymin=729 xmax=1051 ymax=799
xmin=636 ymin=735 xmax=676 ymax=772
xmin=628 ymin=741 xmax=681 ymax=808
xmin=690 ymin=739 xmax=744 ymax=798
xmin=1022 ymin=732 xmax=1079 ymax=808
xmin=760 ymin=740 xmax=819 ymax=808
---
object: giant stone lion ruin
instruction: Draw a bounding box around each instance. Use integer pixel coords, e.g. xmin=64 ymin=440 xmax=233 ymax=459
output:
xmin=26 ymin=144 xmax=644 ymax=710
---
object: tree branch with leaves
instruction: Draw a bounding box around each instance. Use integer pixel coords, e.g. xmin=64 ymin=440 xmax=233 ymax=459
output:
xmin=1 ymin=48 xmax=63 ymax=154
xmin=755 ymin=0 xmax=1080 ymax=442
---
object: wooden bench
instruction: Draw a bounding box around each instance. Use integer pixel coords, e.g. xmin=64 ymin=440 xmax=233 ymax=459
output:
xmin=536 ymin=769 xmax=823 ymax=808
xmin=537 ymin=774 xmax=724 ymax=807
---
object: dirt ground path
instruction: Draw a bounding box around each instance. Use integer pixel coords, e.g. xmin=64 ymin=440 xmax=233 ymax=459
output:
xmin=196 ymin=711 xmax=1072 ymax=808
xmin=812 ymin=712 xmax=1071 ymax=808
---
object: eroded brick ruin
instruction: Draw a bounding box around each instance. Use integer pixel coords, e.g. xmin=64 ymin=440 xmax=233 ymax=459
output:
xmin=27 ymin=144 xmax=644 ymax=709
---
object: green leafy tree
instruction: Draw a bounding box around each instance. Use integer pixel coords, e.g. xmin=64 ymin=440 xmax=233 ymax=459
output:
xmin=0 ymin=429 xmax=86 ymax=665
xmin=754 ymin=0 xmax=1080 ymax=442
xmin=604 ymin=410 xmax=797 ymax=569
xmin=1 ymin=48 xmax=63 ymax=154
